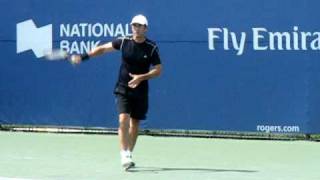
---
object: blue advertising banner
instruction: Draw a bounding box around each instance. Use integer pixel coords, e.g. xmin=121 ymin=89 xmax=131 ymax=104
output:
xmin=0 ymin=0 xmax=319 ymax=133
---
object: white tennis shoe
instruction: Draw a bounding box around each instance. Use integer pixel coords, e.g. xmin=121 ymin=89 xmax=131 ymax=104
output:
xmin=121 ymin=151 xmax=134 ymax=171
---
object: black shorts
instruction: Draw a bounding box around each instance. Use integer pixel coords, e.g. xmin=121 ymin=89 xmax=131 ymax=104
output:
xmin=114 ymin=85 xmax=149 ymax=120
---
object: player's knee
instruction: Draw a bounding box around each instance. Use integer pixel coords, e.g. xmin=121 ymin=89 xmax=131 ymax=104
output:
xmin=130 ymin=119 xmax=140 ymax=129
xmin=119 ymin=113 xmax=130 ymax=121
xmin=119 ymin=114 xmax=130 ymax=130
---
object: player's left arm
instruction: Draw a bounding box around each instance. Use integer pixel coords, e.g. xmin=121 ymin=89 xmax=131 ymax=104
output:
xmin=128 ymin=64 xmax=162 ymax=88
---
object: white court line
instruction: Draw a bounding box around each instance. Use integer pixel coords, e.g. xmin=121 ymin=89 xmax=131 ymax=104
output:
xmin=0 ymin=177 xmax=34 ymax=180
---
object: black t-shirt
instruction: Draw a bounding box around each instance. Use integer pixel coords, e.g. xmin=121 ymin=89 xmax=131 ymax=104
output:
xmin=112 ymin=36 xmax=161 ymax=95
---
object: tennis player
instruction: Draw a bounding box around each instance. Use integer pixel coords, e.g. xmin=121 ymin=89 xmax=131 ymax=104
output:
xmin=70 ymin=14 xmax=162 ymax=170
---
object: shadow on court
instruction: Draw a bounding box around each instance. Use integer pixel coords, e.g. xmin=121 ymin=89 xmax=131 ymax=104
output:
xmin=127 ymin=166 xmax=258 ymax=173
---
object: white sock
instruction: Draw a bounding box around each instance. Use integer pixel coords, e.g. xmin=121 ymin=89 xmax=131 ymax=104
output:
xmin=127 ymin=150 xmax=132 ymax=158
xmin=120 ymin=150 xmax=129 ymax=157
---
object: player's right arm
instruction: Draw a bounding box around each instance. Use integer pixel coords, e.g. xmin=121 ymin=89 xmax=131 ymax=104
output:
xmin=70 ymin=42 xmax=116 ymax=64
xmin=88 ymin=42 xmax=115 ymax=57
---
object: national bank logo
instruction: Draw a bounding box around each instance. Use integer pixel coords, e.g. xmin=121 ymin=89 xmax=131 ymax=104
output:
xmin=16 ymin=19 xmax=52 ymax=58
xmin=16 ymin=19 xmax=131 ymax=58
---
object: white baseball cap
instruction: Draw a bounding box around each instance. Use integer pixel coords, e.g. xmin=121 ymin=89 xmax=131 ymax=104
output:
xmin=130 ymin=14 xmax=148 ymax=26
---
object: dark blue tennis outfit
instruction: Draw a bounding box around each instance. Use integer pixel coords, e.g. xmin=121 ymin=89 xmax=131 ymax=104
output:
xmin=112 ymin=36 xmax=161 ymax=120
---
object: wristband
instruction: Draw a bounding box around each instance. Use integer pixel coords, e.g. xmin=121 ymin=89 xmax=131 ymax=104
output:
xmin=81 ymin=53 xmax=90 ymax=61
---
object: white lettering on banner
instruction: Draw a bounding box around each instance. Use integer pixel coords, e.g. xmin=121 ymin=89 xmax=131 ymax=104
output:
xmin=256 ymin=125 xmax=300 ymax=133
xmin=208 ymin=28 xmax=221 ymax=50
xmin=208 ymin=28 xmax=246 ymax=55
xmin=59 ymin=23 xmax=132 ymax=54
xmin=252 ymin=28 xmax=268 ymax=50
xmin=311 ymin=32 xmax=320 ymax=50
xmin=60 ymin=40 xmax=100 ymax=54
xmin=208 ymin=26 xmax=320 ymax=55
xmin=60 ymin=23 xmax=131 ymax=37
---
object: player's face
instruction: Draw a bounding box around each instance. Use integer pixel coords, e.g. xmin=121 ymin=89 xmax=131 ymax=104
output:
xmin=131 ymin=23 xmax=147 ymax=37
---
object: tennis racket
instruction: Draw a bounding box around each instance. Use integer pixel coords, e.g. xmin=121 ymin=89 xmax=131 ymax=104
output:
xmin=43 ymin=49 xmax=70 ymax=61
xmin=43 ymin=49 xmax=81 ymax=65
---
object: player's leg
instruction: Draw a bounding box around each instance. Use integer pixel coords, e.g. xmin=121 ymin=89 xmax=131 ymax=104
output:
xmin=116 ymin=94 xmax=131 ymax=151
xmin=129 ymin=94 xmax=148 ymax=166
xmin=118 ymin=113 xmax=134 ymax=170
xmin=118 ymin=113 xmax=131 ymax=151
xmin=115 ymin=93 xmax=134 ymax=170
xmin=129 ymin=118 xmax=140 ymax=152
xmin=127 ymin=118 xmax=140 ymax=168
